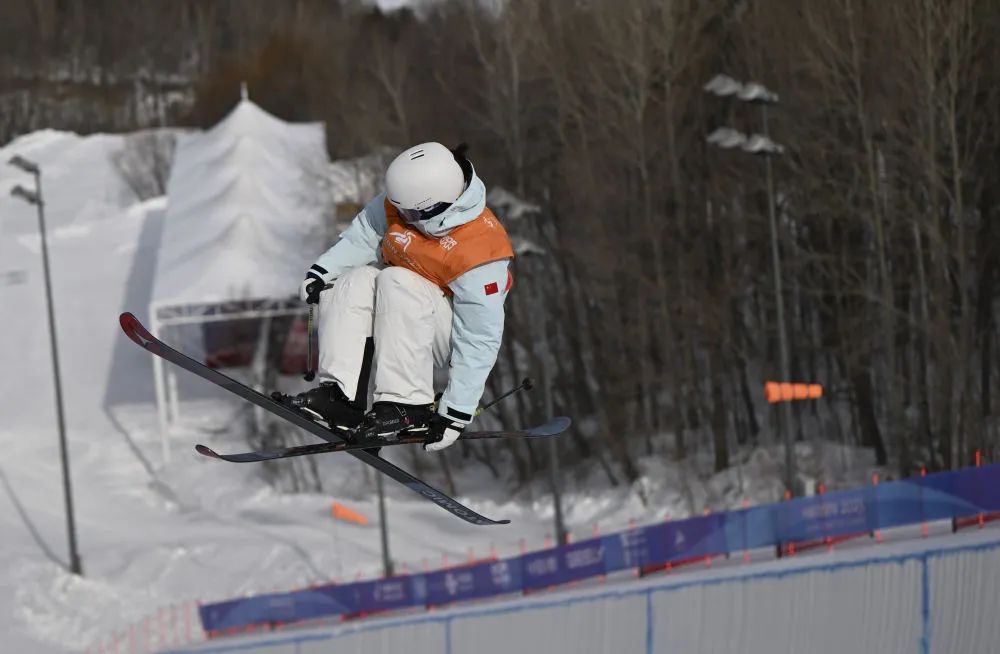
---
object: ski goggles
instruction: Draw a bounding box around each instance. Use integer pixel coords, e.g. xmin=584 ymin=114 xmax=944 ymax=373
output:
xmin=397 ymin=201 xmax=452 ymax=224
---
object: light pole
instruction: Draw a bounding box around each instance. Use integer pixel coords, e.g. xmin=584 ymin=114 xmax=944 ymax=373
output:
xmin=8 ymin=155 xmax=83 ymax=575
xmin=542 ymin=364 xmax=567 ymax=546
xmin=375 ymin=473 xmax=393 ymax=578
xmin=703 ymin=75 xmax=797 ymax=495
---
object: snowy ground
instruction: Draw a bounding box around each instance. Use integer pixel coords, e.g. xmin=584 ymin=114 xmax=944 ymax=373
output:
xmin=0 ymin=129 xmax=885 ymax=653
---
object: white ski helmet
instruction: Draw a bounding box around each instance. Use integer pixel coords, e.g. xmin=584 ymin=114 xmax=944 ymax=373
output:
xmin=385 ymin=142 xmax=466 ymax=223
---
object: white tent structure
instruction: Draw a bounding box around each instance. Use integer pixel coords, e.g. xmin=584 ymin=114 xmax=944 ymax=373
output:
xmin=150 ymin=94 xmax=330 ymax=458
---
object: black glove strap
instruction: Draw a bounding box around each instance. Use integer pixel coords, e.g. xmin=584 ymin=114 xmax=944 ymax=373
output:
xmin=304 ymin=274 xmax=324 ymax=304
xmin=444 ymin=406 xmax=472 ymax=422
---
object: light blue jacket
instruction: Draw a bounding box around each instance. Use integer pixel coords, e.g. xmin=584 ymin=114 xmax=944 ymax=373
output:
xmin=310 ymin=172 xmax=510 ymax=423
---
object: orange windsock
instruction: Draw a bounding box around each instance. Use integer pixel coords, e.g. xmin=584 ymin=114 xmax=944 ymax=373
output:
xmin=765 ymin=382 xmax=823 ymax=403
xmin=331 ymin=502 xmax=369 ymax=526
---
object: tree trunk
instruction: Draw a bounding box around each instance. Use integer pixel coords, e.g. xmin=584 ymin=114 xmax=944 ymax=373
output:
xmin=852 ymin=367 xmax=889 ymax=466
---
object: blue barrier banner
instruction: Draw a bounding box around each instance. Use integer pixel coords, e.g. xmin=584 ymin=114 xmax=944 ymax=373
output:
xmin=198 ymin=463 xmax=1000 ymax=634
xmin=424 ymin=559 xmax=523 ymax=605
xmin=873 ymin=480 xmax=936 ymax=529
xmin=346 ymin=577 xmax=415 ymax=613
xmin=723 ymin=506 xmax=777 ymax=551
xmin=659 ymin=513 xmax=728 ymax=560
xmin=199 ymin=585 xmax=350 ymax=632
xmin=561 ymin=537 xmax=611 ymax=580
xmin=774 ymin=489 xmax=872 ymax=542
xmin=519 ymin=536 xmax=615 ymax=591
xmin=602 ymin=526 xmax=652 ymax=572
xmin=521 ymin=546 xmax=564 ymax=589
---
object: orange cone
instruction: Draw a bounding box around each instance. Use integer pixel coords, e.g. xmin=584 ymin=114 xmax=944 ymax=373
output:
xmin=331 ymin=502 xmax=369 ymax=526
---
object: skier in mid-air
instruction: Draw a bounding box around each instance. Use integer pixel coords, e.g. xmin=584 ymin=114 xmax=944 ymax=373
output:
xmin=286 ymin=142 xmax=514 ymax=451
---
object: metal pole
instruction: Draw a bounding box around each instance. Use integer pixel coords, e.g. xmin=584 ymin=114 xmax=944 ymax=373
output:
xmin=761 ymin=105 xmax=797 ymax=494
xmin=149 ymin=314 xmax=170 ymax=463
xmin=303 ymin=305 xmax=316 ymax=382
xmin=33 ymin=170 xmax=83 ymax=576
xmin=543 ymin=366 xmax=566 ymax=545
xmin=166 ymin=366 xmax=181 ymax=426
xmin=477 ymin=377 xmax=533 ymax=415
xmin=376 ymin=473 xmax=393 ymax=577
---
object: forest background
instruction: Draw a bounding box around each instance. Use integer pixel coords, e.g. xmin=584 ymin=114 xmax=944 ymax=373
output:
xmin=2 ymin=0 xmax=998 ymax=491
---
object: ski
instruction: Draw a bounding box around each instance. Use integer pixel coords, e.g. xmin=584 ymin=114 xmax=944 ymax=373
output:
xmin=195 ymin=417 xmax=571 ymax=463
xmin=119 ymin=312 xmax=525 ymax=526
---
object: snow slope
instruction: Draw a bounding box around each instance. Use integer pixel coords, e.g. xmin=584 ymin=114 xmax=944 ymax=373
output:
xmin=0 ymin=128 xmax=881 ymax=653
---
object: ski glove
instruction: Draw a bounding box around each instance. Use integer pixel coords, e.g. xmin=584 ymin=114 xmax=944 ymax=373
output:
xmin=424 ymin=414 xmax=465 ymax=452
xmin=299 ymin=265 xmax=330 ymax=304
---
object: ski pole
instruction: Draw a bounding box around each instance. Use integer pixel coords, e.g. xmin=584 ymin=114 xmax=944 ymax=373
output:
xmin=303 ymin=282 xmax=334 ymax=383
xmin=303 ymin=305 xmax=316 ymax=382
xmin=476 ymin=377 xmax=533 ymax=415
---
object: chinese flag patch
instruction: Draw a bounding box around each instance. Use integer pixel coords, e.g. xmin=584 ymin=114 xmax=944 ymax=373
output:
xmin=484 ymin=281 xmax=499 ymax=295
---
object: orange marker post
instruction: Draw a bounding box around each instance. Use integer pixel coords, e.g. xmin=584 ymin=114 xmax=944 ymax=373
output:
xmin=565 ymin=533 xmax=579 ymax=588
xmin=664 ymin=516 xmax=674 ymax=573
xmin=920 ymin=468 xmax=929 ymax=538
xmin=782 ymin=490 xmax=796 ymax=557
xmin=593 ymin=524 xmax=606 ymax=583
xmin=741 ymin=500 xmax=751 ymax=564
xmin=819 ymin=483 xmax=833 ymax=553
xmin=703 ymin=507 xmax=713 ymax=567
xmin=188 ymin=602 xmax=198 ymax=644
xmin=872 ymin=473 xmax=883 ymax=544
xmin=629 ymin=519 xmax=639 ymax=578
xmin=976 ymin=450 xmax=984 ymax=529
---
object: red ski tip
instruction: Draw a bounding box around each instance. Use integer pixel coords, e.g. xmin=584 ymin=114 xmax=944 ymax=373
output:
xmin=119 ymin=312 xmax=140 ymax=344
xmin=119 ymin=312 xmax=157 ymax=349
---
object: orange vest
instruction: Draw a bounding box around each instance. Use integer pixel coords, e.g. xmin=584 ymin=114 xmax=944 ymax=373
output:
xmin=380 ymin=198 xmax=514 ymax=293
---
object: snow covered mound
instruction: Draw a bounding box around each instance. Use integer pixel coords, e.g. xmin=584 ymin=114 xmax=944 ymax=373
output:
xmin=152 ymin=99 xmax=330 ymax=312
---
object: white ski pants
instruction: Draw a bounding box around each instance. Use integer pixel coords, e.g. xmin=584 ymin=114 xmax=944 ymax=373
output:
xmin=317 ymin=264 xmax=452 ymax=406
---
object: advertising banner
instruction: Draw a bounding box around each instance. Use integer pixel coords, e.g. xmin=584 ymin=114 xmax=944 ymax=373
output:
xmin=199 ymin=463 xmax=1000 ymax=633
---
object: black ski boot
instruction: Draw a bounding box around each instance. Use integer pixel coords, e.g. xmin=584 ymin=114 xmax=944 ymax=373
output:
xmin=276 ymin=382 xmax=364 ymax=433
xmin=354 ymin=401 xmax=434 ymax=446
